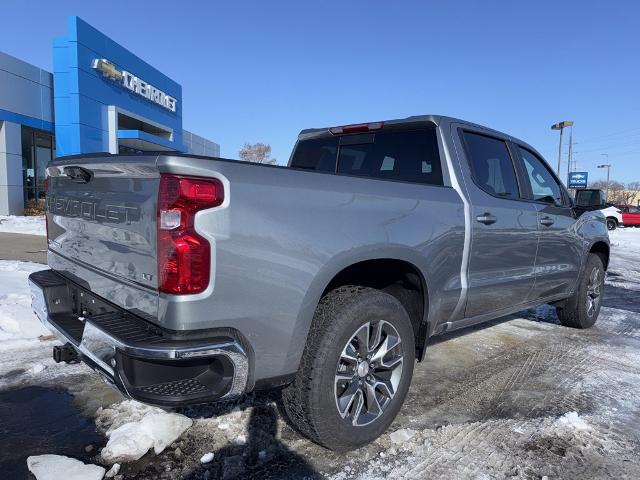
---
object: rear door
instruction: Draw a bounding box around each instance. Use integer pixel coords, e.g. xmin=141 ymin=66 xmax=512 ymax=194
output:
xmin=455 ymin=129 xmax=539 ymax=318
xmin=514 ymin=145 xmax=582 ymax=299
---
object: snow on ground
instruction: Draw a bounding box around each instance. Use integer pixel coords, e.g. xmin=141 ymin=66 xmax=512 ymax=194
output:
xmin=0 ymin=260 xmax=49 ymax=342
xmin=27 ymin=454 xmax=105 ymax=480
xmin=609 ymin=226 xmax=640 ymax=254
xmin=555 ymin=411 xmax=592 ymax=431
xmin=97 ymin=400 xmax=193 ymax=463
xmin=1 ymin=231 xmax=640 ymax=478
xmin=0 ymin=215 xmax=46 ymax=236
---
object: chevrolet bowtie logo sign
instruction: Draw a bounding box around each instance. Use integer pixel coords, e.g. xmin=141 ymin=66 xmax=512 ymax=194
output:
xmin=91 ymin=58 xmax=177 ymax=113
xmin=92 ymin=58 xmax=123 ymax=81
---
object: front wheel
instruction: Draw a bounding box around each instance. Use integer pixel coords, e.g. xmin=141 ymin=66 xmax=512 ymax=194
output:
xmin=556 ymin=253 xmax=605 ymax=329
xmin=606 ymin=218 xmax=618 ymax=230
xmin=282 ymin=286 xmax=415 ymax=452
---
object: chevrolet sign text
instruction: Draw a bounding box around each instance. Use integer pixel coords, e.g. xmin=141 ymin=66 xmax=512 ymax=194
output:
xmin=92 ymin=58 xmax=177 ymax=113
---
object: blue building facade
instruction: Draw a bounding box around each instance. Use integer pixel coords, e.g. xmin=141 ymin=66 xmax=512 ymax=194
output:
xmin=0 ymin=16 xmax=219 ymax=215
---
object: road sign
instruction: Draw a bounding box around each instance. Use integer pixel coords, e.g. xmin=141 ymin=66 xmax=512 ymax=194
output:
xmin=568 ymin=171 xmax=588 ymax=189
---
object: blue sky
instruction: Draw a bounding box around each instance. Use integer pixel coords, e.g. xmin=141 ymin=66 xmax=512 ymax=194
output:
xmin=2 ymin=1 xmax=639 ymax=183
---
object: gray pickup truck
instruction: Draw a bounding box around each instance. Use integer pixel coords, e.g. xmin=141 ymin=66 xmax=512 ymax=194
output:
xmin=29 ymin=115 xmax=609 ymax=451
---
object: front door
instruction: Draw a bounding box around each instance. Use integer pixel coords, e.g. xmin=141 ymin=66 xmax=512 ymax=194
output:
xmin=456 ymin=130 xmax=539 ymax=318
xmin=515 ymin=146 xmax=582 ymax=298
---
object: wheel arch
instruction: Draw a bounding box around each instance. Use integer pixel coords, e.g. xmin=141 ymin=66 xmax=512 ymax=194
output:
xmin=589 ymin=240 xmax=610 ymax=271
xmin=288 ymin=248 xmax=432 ymax=368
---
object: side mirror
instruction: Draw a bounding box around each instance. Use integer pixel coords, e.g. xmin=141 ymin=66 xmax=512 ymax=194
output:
xmin=574 ymin=189 xmax=606 ymax=212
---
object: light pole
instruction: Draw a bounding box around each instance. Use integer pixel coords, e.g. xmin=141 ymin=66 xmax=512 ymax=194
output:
xmin=598 ymin=156 xmax=611 ymax=202
xmin=551 ymin=120 xmax=574 ymax=177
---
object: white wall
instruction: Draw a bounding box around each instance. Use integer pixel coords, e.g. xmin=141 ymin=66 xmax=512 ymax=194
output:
xmin=0 ymin=121 xmax=24 ymax=215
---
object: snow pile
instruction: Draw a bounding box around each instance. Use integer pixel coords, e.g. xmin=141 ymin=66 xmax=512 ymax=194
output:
xmin=27 ymin=454 xmax=105 ymax=480
xmin=98 ymin=400 xmax=192 ymax=463
xmin=200 ymin=452 xmax=214 ymax=463
xmin=105 ymin=463 xmax=120 ymax=478
xmin=0 ymin=260 xmax=49 ymax=342
xmin=0 ymin=215 xmax=46 ymax=236
xmin=390 ymin=428 xmax=417 ymax=444
xmin=555 ymin=411 xmax=592 ymax=431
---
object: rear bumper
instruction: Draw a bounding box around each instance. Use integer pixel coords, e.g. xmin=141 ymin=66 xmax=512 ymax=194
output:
xmin=28 ymin=269 xmax=249 ymax=406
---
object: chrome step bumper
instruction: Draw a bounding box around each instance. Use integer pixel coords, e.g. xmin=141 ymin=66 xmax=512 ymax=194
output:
xmin=28 ymin=269 xmax=249 ymax=406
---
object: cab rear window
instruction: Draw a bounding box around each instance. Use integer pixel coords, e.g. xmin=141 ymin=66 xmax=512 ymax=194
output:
xmin=289 ymin=128 xmax=444 ymax=186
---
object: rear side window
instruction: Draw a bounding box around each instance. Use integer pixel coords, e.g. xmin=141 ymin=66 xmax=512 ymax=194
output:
xmin=289 ymin=137 xmax=338 ymax=172
xmin=462 ymin=131 xmax=519 ymax=199
xmin=290 ymin=128 xmax=443 ymax=186
xmin=336 ymin=129 xmax=443 ymax=185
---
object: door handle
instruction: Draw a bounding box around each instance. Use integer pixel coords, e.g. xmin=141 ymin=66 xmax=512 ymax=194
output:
xmin=476 ymin=213 xmax=497 ymax=225
xmin=540 ymin=216 xmax=554 ymax=227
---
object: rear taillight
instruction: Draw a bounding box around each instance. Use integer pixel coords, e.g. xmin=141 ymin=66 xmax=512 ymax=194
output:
xmin=157 ymin=174 xmax=224 ymax=294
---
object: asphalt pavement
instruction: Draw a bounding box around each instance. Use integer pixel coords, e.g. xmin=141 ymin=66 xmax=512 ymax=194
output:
xmin=0 ymin=233 xmax=47 ymax=263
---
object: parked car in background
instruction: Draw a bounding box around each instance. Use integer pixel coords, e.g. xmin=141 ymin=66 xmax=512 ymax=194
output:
xmin=620 ymin=205 xmax=640 ymax=227
xmin=600 ymin=205 xmax=624 ymax=230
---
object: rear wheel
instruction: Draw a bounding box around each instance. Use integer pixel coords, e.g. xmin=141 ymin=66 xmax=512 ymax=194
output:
xmin=282 ymin=286 xmax=415 ymax=452
xmin=606 ymin=218 xmax=618 ymax=230
xmin=556 ymin=253 xmax=605 ymax=329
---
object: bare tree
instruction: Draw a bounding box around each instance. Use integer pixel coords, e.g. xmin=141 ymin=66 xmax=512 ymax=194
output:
xmin=589 ymin=180 xmax=608 ymax=191
xmin=589 ymin=179 xmax=631 ymax=204
xmin=238 ymin=143 xmax=277 ymax=165
xmin=627 ymin=181 xmax=640 ymax=193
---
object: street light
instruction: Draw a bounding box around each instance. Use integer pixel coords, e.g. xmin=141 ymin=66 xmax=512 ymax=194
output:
xmin=597 ymin=156 xmax=611 ymax=201
xmin=551 ymin=120 xmax=574 ymax=177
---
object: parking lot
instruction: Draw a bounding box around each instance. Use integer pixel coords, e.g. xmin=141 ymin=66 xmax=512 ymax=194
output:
xmin=1 ymin=228 xmax=639 ymax=479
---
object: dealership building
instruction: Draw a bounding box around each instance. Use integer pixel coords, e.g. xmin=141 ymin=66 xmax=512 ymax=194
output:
xmin=0 ymin=16 xmax=219 ymax=215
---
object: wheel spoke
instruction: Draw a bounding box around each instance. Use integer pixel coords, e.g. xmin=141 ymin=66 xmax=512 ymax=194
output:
xmin=364 ymin=382 xmax=382 ymax=417
xmin=372 ymin=375 xmax=395 ymax=398
xmin=350 ymin=389 xmax=365 ymax=425
xmin=335 ymin=372 xmax=353 ymax=383
xmin=341 ymin=343 xmax=359 ymax=364
xmin=369 ymin=321 xmax=384 ymax=353
xmin=371 ymin=334 xmax=401 ymax=365
xmin=354 ymin=323 xmax=370 ymax=357
xmin=336 ymin=380 xmax=360 ymax=418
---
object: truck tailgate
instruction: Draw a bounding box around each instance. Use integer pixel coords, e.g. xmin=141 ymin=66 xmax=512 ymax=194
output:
xmin=46 ymin=155 xmax=160 ymax=304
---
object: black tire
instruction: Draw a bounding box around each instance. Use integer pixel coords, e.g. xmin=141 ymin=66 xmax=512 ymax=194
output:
xmin=606 ymin=218 xmax=617 ymax=230
xmin=282 ymin=286 xmax=415 ymax=452
xmin=556 ymin=253 xmax=605 ymax=329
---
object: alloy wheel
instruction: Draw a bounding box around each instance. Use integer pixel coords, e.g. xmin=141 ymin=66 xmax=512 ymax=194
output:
xmin=586 ymin=266 xmax=603 ymax=317
xmin=334 ymin=320 xmax=404 ymax=426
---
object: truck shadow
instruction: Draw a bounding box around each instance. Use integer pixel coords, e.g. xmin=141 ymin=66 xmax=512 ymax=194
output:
xmin=183 ymin=397 xmax=321 ymax=479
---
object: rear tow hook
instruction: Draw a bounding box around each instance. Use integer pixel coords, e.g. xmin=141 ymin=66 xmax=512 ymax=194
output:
xmin=53 ymin=343 xmax=79 ymax=364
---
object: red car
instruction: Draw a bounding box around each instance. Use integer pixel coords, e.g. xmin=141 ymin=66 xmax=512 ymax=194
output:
xmin=619 ymin=205 xmax=640 ymax=226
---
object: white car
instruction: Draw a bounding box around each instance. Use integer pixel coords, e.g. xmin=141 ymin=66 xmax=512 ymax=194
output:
xmin=600 ymin=205 xmax=624 ymax=230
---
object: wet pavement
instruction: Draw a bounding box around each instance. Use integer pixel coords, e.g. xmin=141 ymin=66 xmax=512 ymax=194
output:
xmin=0 ymin=386 xmax=105 ymax=479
